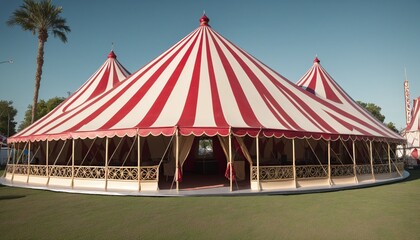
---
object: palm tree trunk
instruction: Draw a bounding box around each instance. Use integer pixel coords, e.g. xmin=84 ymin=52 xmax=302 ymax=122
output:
xmin=32 ymin=33 xmax=47 ymax=123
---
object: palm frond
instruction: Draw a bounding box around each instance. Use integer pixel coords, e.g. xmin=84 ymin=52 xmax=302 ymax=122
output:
xmin=7 ymin=0 xmax=70 ymax=42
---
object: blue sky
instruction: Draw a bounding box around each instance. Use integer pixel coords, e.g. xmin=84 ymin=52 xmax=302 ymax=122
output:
xmin=1 ymin=0 xmax=419 ymax=131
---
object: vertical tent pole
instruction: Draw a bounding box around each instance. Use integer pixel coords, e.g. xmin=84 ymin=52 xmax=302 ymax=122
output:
xmin=46 ymin=141 xmax=49 ymax=186
xmin=137 ymin=134 xmax=141 ymax=192
xmin=71 ymin=139 xmax=75 ymax=189
xmin=387 ymin=142 xmax=391 ymax=174
xmin=27 ymin=141 xmax=31 ymax=183
xmin=105 ymin=137 xmax=109 ymax=191
xmin=229 ymin=129 xmax=233 ymax=192
xmin=369 ymin=140 xmax=375 ymax=181
xmin=292 ymin=138 xmax=297 ymax=188
xmin=353 ymin=140 xmax=358 ymax=183
xmin=328 ymin=140 xmax=331 ymax=185
xmin=175 ymin=128 xmax=179 ymax=192
xmin=6 ymin=143 xmax=10 ymax=177
xmin=11 ymin=143 xmax=16 ymax=182
xmin=256 ymin=133 xmax=260 ymax=191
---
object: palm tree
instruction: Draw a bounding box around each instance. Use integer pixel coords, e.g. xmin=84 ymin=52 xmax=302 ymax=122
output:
xmin=7 ymin=0 xmax=70 ymax=124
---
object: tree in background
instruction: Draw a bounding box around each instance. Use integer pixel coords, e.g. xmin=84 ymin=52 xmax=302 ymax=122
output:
xmin=18 ymin=96 xmax=65 ymax=131
xmin=356 ymin=101 xmax=399 ymax=133
xmin=0 ymin=100 xmax=18 ymax=137
xmin=7 ymin=0 xmax=70 ymax=124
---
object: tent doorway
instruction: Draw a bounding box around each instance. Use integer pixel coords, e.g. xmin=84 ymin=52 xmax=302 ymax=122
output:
xmin=176 ymin=136 xmax=228 ymax=190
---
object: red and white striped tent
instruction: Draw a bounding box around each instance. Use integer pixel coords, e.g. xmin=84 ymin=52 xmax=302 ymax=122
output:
xmin=9 ymin=15 xmax=403 ymax=143
xmin=405 ymin=97 xmax=420 ymax=160
xmin=296 ymin=57 xmax=402 ymax=141
xmin=10 ymin=50 xmax=130 ymax=141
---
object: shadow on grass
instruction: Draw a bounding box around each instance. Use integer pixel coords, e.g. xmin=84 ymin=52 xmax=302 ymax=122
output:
xmin=0 ymin=195 xmax=25 ymax=200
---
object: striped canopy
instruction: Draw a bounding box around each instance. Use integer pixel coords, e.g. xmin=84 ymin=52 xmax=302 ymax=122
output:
xmin=296 ymin=57 xmax=402 ymax=141
xmin=10 ymin=50 xmax=130 ymax=142
xmin=406 ymin=97 xmax=420 ymax=132
xmin=8 ymin=15 xmax=403 ymax=143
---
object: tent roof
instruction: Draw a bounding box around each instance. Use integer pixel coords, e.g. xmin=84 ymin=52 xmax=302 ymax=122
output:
xmin=11 ymin=51 xmax=130 ymax=142
xmin=8 ymin=15 xmax=404 ymax=143
xmin=296 ymin=57 xmax=402 ymax=141
xmin=406 ymin=97 xmax=420 ymax=132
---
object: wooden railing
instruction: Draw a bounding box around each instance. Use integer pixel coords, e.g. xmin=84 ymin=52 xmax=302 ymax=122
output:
xmin=6 ymin=164 xmax=159 ymax=181
xmin=6 ymin=161 xmax=403 ymax=182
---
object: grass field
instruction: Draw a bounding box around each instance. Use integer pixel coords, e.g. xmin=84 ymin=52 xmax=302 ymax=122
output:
xmin=1 ymin=169 xmax=419 ymax=240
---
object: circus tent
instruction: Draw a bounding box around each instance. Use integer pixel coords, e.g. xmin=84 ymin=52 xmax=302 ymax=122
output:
xmin=296 ymin=57 xmax=401 ymax=141
xmin=4 ymin=15 xmax=405 ymax=194
xmin=8 ymin=16 xmax=403 ymax=143
xmin=11 ymin=50 xmax=130 ymax=140
xmin=405 ymin=97 xmax=420 ymax=161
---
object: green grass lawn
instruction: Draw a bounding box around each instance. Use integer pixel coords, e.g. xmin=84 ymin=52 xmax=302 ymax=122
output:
xmin=1 ymin=169 xmax=419 ymax=240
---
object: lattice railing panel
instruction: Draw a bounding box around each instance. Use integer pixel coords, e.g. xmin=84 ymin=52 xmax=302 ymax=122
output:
xmin=74 ymin=166 xmax=105 ymax=179
xmin=140 ymin=166 xmax=158 ymax=181
xmin=296 ymin=165 xmax=328 ymax=179
xmin=356 ymin=164 xmax=372 ymax=175
xmin=29 ymin=165 xmax=47 ymax=176
xmin=331 ymin=165 xmax=354 ymax=177
xmin=251 ymin=166 xmax=293 ymax=181
xmin=48 ymin=166 xmax=72 ymax=178
xmin=373 ymin=164 xmax=390 ymax=174
xmin=6 ymin=164 xmax=13 ymax=173
xmin=13 ymin=164 xmax=28 ymax=175
xmin=390 ymin=162 xmax=404 ymax=172
xmin=108 ymin=167 xmax=138 ymax=180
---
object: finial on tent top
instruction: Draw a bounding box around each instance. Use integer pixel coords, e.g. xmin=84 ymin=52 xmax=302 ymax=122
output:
xmin=200 ymin=13 xmax=210 ymax=26
xmin=314 ymin=56 xmax=320 ymax=63
xmin=108 ymin=50 xmax=116 ymax=59
xmin=108 ymin=42 xmax=117 ymax=58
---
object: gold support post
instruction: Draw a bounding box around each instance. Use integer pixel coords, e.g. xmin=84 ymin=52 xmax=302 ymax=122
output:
xmin=175 ymin=128 xmax=179 ymax=192
xmin=27 ymin=141 xmax=31 ymax=183
xmin=105 ymin=137 xmax=109 ymax=191
xmin=46 ymin=141 xmax=49 ymax=186
xmin=229 ymin=130 xmax=233 ymax=192
xmin=256 ymin=134 xmax=260 ymax=191
xmin=292 ymin=138 xmax=297 ymax=188
xmin=353 ymin=140 xmax=358 ymax=183
xmin=11 ymin=143 xmax=16 ymax=182
xmin=328 ymin=140 xmax=331 ymax=185
xmin=369 ymin=141 xmax=375 ymax=181
xmin=138 ymin=134 xmax=141 ymax=192
xmin=71 ymin=139 xmax=75 ymax=189
xmin=387 ymin=142 xmax=391 ymax=174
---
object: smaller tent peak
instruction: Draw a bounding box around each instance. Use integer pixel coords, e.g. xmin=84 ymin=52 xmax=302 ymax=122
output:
xmin=200 ymin=14 xmax=210 ymax=26
xmin=314 ymin=56 xmax=320 ymax=63
xmin=108 ymin=50 xmax=117 ymax=59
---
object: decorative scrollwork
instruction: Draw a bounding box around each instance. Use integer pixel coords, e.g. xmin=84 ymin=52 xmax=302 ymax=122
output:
xmin=140 ymin=166 xmax=158 ymax=181
xmin=331 ymin=165 xmax=354 ymax=177
xmin=296 ymin=165 xmax=327 ymax=179
xmin=48 ymin=166 xmax=72 ymax=177
xmin=13 ymin=164 xmax=28 ymax=175
xmin=373 ymin=164 xmax=390 ymax=174
xmin=356 ymin=164 xmax=372 ymax=175
xmin=29 ymin=165 xmax=47 ymax=176
xmin=6 ymin=164 xmax=13 ymax=173
xmin=251 ymin=166 xmax=293 ymax=181
xmin=108 ymin=167 xmax=138 ymax=180
xmin=74 ymin=166 xmax=105 ymax=179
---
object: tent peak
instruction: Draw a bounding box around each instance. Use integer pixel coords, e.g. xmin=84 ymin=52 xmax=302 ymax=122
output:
xmin=200 ymin=14 xmax=210 ymax=26
xmin=314 ymin=56 xmax=320 ymax=63
xmin=108 ymin=50 xmax=117 ymax=59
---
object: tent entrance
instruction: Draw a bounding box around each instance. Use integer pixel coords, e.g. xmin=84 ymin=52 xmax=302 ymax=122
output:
xmin=175 ymin=136 xmax=227 ymax=190
xmin=158 ymin=135 xmax=251 ymax=190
